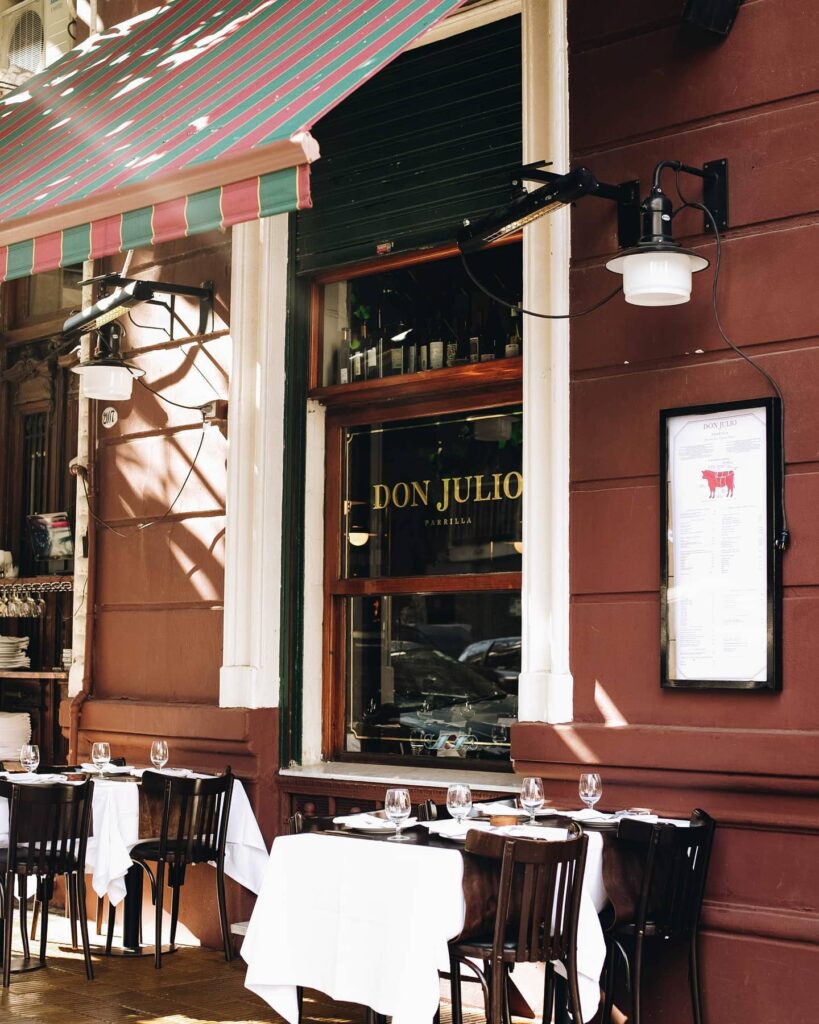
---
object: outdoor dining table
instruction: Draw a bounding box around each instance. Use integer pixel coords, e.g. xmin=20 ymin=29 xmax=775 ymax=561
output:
xmin=0 ymin=767 xmax=269 ymax=954
xmin=242 ymin=814 xmax=612 ymax=1024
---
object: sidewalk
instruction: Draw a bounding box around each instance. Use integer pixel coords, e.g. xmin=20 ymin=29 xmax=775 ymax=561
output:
xmin=0 ymin=915 xmax=494 ymax=1024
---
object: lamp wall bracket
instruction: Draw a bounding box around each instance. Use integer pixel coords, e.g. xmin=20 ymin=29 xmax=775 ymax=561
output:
xmin=702 ymin=159 xmax=729 ymax=233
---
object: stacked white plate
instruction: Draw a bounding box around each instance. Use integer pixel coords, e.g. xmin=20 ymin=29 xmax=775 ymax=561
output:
xmin=0 ymin=635 xmax=30 ymax=669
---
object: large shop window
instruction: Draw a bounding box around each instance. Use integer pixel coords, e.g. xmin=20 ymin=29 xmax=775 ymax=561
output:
xmin=318 ymin=245 xmax=523 ymax=768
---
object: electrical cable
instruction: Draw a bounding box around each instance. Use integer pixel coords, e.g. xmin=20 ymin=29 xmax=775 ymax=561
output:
xmin=137 ymin=424 xmax=207 ymax=531
xmin=79 ymin=472 xmax=127 ymax=539
xmin=674 ymin=171 xmax=789 ymax=550
xmin=459 ymin=250 xmax=622 ymax=319
xmin=135 ymin=373 xmax=207 ymax=412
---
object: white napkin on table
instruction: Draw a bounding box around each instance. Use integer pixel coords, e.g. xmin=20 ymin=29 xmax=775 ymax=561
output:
xmin=565 ymin=808 xmax=616 ymax=821
xmin=421 ymin=818 xmax=493 ymax=839
xmin=494 ymin=824 xmax=570 ymax=841
xmin=472 ymin=800 xmax=528 ymax=817
xmin=332 ymin=812 xmax=418 ymax=830
xmin=0 ymin=772 xmax=65 ymax=783
xmin=80 ymin=763 xmax=134 ymax=775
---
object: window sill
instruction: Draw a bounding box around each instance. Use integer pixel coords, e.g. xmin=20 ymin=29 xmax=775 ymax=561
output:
xmin=279 ymin=760 xmax=520 ymax=793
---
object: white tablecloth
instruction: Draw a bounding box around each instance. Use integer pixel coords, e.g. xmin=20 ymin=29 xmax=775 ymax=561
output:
xmin=0 ymin=774 xmax=268 ymax=905
xmin=243 ymin=829 xmax=606 ymax=1024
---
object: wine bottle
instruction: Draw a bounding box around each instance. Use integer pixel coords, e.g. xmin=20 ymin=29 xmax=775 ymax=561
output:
xmin=363 ymin=323 xmax=380 ymax=380
xmin=429 ymin=316 xmax=444 ymax=370
xmin=337 ymin=326 xmax=351 ymax=384
xmin=349 ymin=328 xmax=364 ymax=382
xmin=505 ymin=306 xmax=521 ymax=359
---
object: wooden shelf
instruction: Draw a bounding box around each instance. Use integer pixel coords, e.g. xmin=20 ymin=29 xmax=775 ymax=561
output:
xmin=309 ymin=356 xmax=523 ymax=408
xmin=0 ymin=670 xmax=68 ymax=680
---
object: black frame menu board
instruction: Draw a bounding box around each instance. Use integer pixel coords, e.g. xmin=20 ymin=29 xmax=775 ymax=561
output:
xmin=660 ymin=398 xmax=782 ymax=691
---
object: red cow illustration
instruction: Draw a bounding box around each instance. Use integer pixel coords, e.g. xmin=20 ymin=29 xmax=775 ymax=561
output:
xmin=702 ymin=469 xmax=734 ymax=497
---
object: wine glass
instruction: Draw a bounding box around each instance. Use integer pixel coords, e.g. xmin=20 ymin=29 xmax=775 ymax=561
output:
xmin=520 ymin=776 xmax=545 ymax=825
xmin=579 ymin=772 xmax=603 ymax=811
xmin=20 ymin=743 xmax=39 ymax=773
xmin=446 ymin=783 xmax=473 ymax=825
xmin=150 ymin=739 xmax=169 ymax=770
xmin=91 ymin=741 xmax=111 ymax=775
xmin=384 ymin=787 xmax=412 ymax=841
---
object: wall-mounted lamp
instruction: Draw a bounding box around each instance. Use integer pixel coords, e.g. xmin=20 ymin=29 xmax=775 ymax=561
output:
xmin=606 ymin=160 xmax=727 ymax=305
xmin=70 ymin=322 xmax=144 ymax=401
xmin=348 ymin=531 xmax=370 ymax=547
xmin=64 ymin=275 xmax=214 ymax=401
xmin=458 ymin=159 xmax=728 ymax=309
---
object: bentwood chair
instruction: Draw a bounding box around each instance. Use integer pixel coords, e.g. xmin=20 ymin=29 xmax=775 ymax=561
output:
xmin=0 ymin=777 xmax=95 ymax=986
xmin=602 ymin=809 xmax=715 ymax=1024
xmin=448 ymin=825 xmax=588 ymax=1024
xmin=107 ymin=767 xmax=234 ymax=968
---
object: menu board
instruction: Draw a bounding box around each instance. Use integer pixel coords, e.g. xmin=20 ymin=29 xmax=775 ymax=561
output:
xmin=661 ymin=400 xmax=781 ymax=690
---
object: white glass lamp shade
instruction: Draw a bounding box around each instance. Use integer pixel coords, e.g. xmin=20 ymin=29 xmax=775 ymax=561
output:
xmin=606 ymin=249 xmax=709 ymax=307
xmin=348 ymin=530 xmax=369 ymax=547
xmin=74 ymin=362 xmax=139 ymax=401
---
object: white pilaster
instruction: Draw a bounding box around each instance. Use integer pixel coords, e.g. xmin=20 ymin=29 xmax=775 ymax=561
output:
xmin=220 ymin=215 xmax=289 ymax=709
xmin=517 ymin=0 xmax=573 ymax=724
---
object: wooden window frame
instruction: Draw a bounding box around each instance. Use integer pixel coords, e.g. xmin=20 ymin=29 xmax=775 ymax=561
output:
xmin=315 ymin=244 xmax=523 ymax=765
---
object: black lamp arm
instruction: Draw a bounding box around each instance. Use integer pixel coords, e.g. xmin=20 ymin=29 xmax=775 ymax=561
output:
xmin=651 ymin=158 xmax=729 ymax=233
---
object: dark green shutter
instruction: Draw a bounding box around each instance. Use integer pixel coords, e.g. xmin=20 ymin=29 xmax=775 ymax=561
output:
xmin=295 ymin=16 xmax=522 ymax=274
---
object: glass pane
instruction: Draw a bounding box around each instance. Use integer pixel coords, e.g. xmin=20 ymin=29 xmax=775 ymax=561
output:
xmin=343 ymin=407 xmax=522 ymax=578
xmin=321 ymin=243 xmax=522 ymax=387
xmin=27 ymin=266 xmax=83 ymax=320
xmin=345 ymin=591 xmax=520 ymax=762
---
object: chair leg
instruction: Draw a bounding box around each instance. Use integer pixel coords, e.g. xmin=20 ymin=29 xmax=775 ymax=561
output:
xmin=489 ymin=956 xmax=505 ymax=1024
xmin=154 ymin=860 xmax=166 ymax=969
xmin=553 ymin=974 xmax=569 ymax=1024
xmin=169 ymin=883 xmax=180 ymax=950
xmin=296 ymin=984 xmax=304 ymax=1023
xmin=689 ymin=931 xmax=703 ymax=1024
xmin=95 ymin=895 xmax=105 ymax=935
xmin=105 ymin=897 xmax=117 ymax=955
xmin=30 ymin=891 xmax=40 ymax=941
xmin=632 ymin=932 xmax=645 ymax=1024
xmin=38 ymin=879 xmax=50 ymax=966
xmin=449 ymin=954 xmax=463 ymax=1024
xmin=566 ymin=954 xmax=584 ymax=1024
xmin=75 ymin=873 xmax=94 ymax=981
xmin=3 ymin=870 xmax=14 ymax=988
xmin=502 ymin=964 xmax=512 ymax=1024
xmin=603 ymin=939 xmax=617 ymax=1024
xmin=216 ymin=862 xmax=232 ymax=961
xmin=543 ymin=961 xmax=556 ymax=1024
xmin=18 ymin=875 xmax=30 ymax=961
xmin=67 ymin=873 xmax=79 ymax=950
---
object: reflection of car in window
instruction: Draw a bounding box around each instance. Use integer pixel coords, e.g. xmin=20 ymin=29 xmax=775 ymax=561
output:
xmin=459 ymin=636 xmax=521 ymax=694
xmin=357 ymin=636 xmax=517 ymax=761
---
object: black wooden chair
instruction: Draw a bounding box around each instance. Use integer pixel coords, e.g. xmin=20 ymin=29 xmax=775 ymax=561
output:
xmin=0 ymin=777 xmax=95 ymax=986
xmin=602 ymin=809 xmax=715 ymax=1024
xmin=106 ymin=767 xmax=234 ymax=968
xmin=448 ymin=824 xmax=588 ymax=1024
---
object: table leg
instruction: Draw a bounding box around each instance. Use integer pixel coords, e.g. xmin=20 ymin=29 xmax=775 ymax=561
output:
xmin=122 ymin=864 xmax=143 ymax=952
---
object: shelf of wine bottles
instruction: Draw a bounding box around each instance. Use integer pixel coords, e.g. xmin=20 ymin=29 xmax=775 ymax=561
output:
xmin=317 ymin=242 xmax=523 ymax=390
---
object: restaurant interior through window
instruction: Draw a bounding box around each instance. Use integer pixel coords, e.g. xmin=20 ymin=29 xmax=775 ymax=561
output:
xmin=317 ymin=249 xmax=523 ymax=768
xmin=294 ymin=13 xmax=524 ymax=770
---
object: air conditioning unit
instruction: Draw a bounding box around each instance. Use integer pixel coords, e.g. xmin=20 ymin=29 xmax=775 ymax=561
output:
xmin=0 ymin=0 xmax=45 ymax=84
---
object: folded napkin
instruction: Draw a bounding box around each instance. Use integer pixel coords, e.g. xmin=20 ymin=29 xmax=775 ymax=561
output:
xmin=421 ymin=818 xmax=493 ymax=839
xmin=0 ymin=772 xmax=65 ymax=783
xmin=80 ymin=764 xmax=134 ymax=775
xmin=333 ymin=812 xmax=418 ymax=830
xmin=131 ymin=767 xmax=214 ymax=779
xmin=472 ymin=800 xmax=528 ymax=818
xmin=494 ymin=824 xmax=569 ymax=841
xmin=565 ymin=808 xmax=616 ymax=821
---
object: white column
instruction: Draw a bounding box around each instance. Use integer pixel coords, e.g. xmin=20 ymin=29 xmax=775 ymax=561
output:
xmin=68 ymin=262 xmax=94 ymax=698
xmin=220 ymin=215 xmax=289 ymax=709
xmin=518 ymin=0 xmax=573 ymax=723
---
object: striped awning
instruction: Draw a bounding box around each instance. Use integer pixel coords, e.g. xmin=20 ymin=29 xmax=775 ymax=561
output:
xmin=0 ymin=0 xmax=465 ymax=282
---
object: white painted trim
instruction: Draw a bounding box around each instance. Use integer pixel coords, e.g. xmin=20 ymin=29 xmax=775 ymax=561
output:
xmin=518 ymin=0 xmax=573 ymax=724
xmin=408 ymin=0 xmax=521 ymax=49
xmin=300 ymin=399 xmax=327 ymax=765
xmin=220 ymin=216 xmax=289 ymax=709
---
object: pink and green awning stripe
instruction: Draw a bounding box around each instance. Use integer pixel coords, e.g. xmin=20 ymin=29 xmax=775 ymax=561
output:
xmin=0 ymin=0 xmax=465 ymax=282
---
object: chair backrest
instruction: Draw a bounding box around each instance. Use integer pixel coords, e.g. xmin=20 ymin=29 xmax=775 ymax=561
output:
xmin=0 ymin=778 xmax=94 ymax=877
xmin=464 ymin=825 xmax=588 ymax=964
xmin=141 ymin=768 xmax=233 ymax=867
xmin=615 ymin=809 xmax=715 ymax=939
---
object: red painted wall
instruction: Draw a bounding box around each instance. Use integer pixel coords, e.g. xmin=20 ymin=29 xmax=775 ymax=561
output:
xmin=515 ymin=4 xmax=819 ymax=1023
